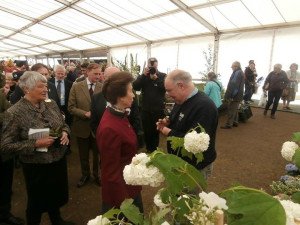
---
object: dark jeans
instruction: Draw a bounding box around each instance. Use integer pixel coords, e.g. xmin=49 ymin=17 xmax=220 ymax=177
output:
xmin=265 ymin=90 xmax=282 ymax=115
xmin=77 ymin=135 xmax=99 ymax=178
xmin=243 ymin=83 xmax=254 ymax=101
xmin=141 ymin=110 xmax=165 ymax=152
xmin=0 ymin=158 xmax=14 ymax=219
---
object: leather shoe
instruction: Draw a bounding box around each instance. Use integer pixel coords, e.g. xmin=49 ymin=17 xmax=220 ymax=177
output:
xmin=77 ymin=176 xmax=89 ymax=188
xmin=233 ymin=123 xmax=238 ymax=127
xmin=0 ymin=214 xmax=24 ymax=225
xmin=270 ymin=114 xmax=276 ymax=119
xmin=263 ymin=110 xmax=267 ymax=116
xmin=220 ymin=125 xmax=232 ymax=129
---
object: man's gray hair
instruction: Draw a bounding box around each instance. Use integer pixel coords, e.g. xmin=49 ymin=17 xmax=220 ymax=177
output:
xmin=169 ymin=70 xmax=192 ymax=84
xmin=54 ymin=64 xmax=65 ymax=72
xmin=19 ymin=71 xmax=47 ymax=90
xmin=274 ymin=63 xmax=282 ymax=70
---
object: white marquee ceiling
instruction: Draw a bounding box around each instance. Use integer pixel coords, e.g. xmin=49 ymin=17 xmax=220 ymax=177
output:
xmin=0 ymin=0 xmax=299 ymax=58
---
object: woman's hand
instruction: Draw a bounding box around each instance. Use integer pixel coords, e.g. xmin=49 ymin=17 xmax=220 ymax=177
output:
xmin=156 ymin=117 xmax=171 ymax=136
xmin=60 ymin=131 xmax=69 ymax=145
xmin=35 ymin=136 xmax=55 ymax=148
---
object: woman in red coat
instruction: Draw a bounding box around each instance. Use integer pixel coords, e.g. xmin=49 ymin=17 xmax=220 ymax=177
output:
xmin=96 ymin=71 xmax=143 ymax=213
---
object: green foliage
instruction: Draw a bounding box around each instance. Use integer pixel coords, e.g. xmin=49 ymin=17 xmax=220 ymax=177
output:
xmin=270 ymin=177 xmax=300 ymax=196
xmin=292 ymin=132 xmax=300 ymax=142
xmin=220 ymin=186 xmax=286 ymax=225
xmin=149 ymin=151 xmax=207 ymax=194
xmin=293 ymin=149 xmax=300 ymax=168
xmin=111 ymin=53 xmax=141 ymax=78
xmin=120 ymin=199 xmax=144 ymax=225
xmin=292 ymin=191 xmax=300 ymax=204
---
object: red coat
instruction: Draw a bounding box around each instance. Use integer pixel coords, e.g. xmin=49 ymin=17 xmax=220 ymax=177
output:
xmin=97 ymin=108 xmax=142 ymax=207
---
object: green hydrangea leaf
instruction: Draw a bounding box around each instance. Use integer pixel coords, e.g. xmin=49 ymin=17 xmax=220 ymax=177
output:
xmin=292 ymin=132 xmax=300 ymax=142
xmin=150 ymin=207 xmax=171 ymax=225
xmin=220 ymin=187 xmax=286 ymax=225
xmin=150 ymin=153 xmax=207 ymax=195
xmin=291 ymin=191 xmax=300 ymax=204
xmin=102 ymin=208 xmax=121 ymax=219
xmin=293 ymin=148 xmax=300 ymax=168
xmin=167 ymin=136 xmax=184 ymax=152
xmin=120 ymin=199 xmax=144 ymax=225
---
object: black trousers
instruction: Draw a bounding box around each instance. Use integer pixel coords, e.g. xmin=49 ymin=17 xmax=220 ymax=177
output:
xmin=243 ymin=83 xmax=254 ymax=101
xmin=141 ymin=110 xmax=165 ymax=152
xmin=0 ymin=157 xmax=14 ymax=219
xmin=265 ymin=90 xmax=282 ymax=115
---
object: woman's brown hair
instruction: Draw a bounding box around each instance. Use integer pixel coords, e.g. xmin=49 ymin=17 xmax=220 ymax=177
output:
xmin=102 ymin=71 xmax=133 ymax=105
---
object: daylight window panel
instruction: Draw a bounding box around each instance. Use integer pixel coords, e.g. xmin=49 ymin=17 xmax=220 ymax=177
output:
xmin=43 ymin=44 xmax=72 ymax=51
xmin=0 ymin=11 xmax=30 ymax=29
xmin=274 ymin=0 xmax=300 ymax=22
xmin=43 ymin=8 xmax=109 ymax=34
xmin=28 ymin=47 xmax=49 ymax=54
xmin=242 ymin=0 xmax=284 ymax=25
xmin=180 ymin=0 xmax=216 ymax=7
xmin=11 ymin=33 xmax=47 ymax=45
xmin=0 ymin=0 xmax=62 ymax=18
xmin=0 ymin=27 xmax=14 ymax=36
xmin=10 ymin=49 xmax=40 ymax=56
xmin=2 ymin=39 xmax=32 ymax=48
xmin=24 ymin=24 xmax=71 ymax=41
xmin=84 ymin=29 xmax=141 ymax=46
xmin=216 ymin=1 xmax=260 ymax=28
xmin=57 ymin=38 xmax=99 ymax=50
xmin=195 ymin=7 xmax=236 ymax=30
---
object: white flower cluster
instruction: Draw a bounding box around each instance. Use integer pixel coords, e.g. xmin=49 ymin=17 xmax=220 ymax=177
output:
xmin=199 ymin=191 xmax=228 ymax=212
xmin=280 ymin=200 xmax=300 ymax=225
xmin=161 ymin=222 xmax=170 ymax=225
xmin=281 ymin=141 xmax=299 ymax=162
xmin=184 ymin=131 xmax=210 ymax=154
xmin=154 ymin=190 xmax=169 ymax=209
xmin=123 ymin=153 xmax=165 ymax=187
xmin=87 ymin=215 xmax=110 ymax=225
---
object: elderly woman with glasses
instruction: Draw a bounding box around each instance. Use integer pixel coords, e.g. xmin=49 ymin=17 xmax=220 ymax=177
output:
xmin=0 ymin=71 xmax=73 ymax=225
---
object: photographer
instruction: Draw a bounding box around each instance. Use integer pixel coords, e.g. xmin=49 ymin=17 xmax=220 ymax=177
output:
xmin=133 ymin=57 xmax=166 ymax=153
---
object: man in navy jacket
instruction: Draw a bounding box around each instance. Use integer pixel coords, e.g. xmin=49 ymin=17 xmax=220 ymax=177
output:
xmin=156 ymin=69 xmax=218 ymax=176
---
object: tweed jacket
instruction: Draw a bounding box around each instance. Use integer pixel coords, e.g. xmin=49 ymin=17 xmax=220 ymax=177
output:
xmin=68 ymin=79 xmax=102 ymax=138
xmin=1 ymin=98 xmax=70 ymax=164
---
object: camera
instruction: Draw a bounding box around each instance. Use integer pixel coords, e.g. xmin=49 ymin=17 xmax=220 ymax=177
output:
xmin=147 ymin=58 xmax=157 ymax=76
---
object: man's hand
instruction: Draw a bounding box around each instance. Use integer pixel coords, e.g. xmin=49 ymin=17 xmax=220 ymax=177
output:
xmin=60 ymin=131 xmax=69 ymax=145
xmin=35 ymin=136 xmax=55 ymax=148
xmin=85 ymin=111 xmax=91 ymax=118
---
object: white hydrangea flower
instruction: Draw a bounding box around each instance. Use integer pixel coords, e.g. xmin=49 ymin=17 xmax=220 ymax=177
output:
xmin=161 ymin=222 xmax=170 ymax=225
xmin=123 ymin=153 xmax=165 ymax=187
xmin=87 ymin=215 xmax=110 ymax=225
xmin=154 ymin=190 xmax=169 ymax=209
xmin=280 ymin=200 xmax=300 ymax=225
xmin=199 ymin=191 xmax=228 ymax=211
xmin=281 ymin=141 xmax=299 ymax=162
xmin=184 ymin=131 xmax=210 ymax=154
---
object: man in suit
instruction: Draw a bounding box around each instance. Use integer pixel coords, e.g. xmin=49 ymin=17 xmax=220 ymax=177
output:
xmin=49 ymin=65 xmax=73 ymax=126
xmin=68 ymin=63 xmax=102 ymax=188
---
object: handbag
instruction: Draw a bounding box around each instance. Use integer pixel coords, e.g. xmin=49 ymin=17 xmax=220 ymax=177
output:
xmin=238 ymin=104 xmax=253 ymax=123
xmin=282 ymin=88 xmax=289 ymax=97
xmin=258 ymin=92 xmax=267 ymax=107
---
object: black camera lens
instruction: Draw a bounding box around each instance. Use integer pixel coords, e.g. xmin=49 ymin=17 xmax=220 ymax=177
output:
xmin=149 ymin=67 xmax=156 ymax=75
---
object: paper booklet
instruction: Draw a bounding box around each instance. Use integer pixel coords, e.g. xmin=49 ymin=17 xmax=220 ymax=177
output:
xmin=28 ymin=128 xmax=50 ymax=152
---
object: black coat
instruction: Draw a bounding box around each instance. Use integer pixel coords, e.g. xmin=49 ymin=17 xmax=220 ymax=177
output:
xmin=168 ymin=91 xmax=218 ymax=170
xmin=49 ymin=77 xmax=73 ymax=126
xmin=133 ymin=72 xmax=166 ymax=111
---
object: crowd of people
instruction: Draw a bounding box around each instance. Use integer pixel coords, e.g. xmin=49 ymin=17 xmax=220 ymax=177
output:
xmin=0 ymin=57 xmax=299 ymax=225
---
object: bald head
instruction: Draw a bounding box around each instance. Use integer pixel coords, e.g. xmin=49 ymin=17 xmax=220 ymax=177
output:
xmin=166 ymin=69 xmax=193 ymax=85
xmin=165 ymin=69 xmax=194 ymax=105
xmin=104 ymin=66 xmax=120 ymax=79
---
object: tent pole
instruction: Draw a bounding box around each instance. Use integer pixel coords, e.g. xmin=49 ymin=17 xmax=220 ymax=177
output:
xmin=213 ymin=33 xmax=220 ymax=74
xmin=269 ymin=29 xmax=276 ymax=72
